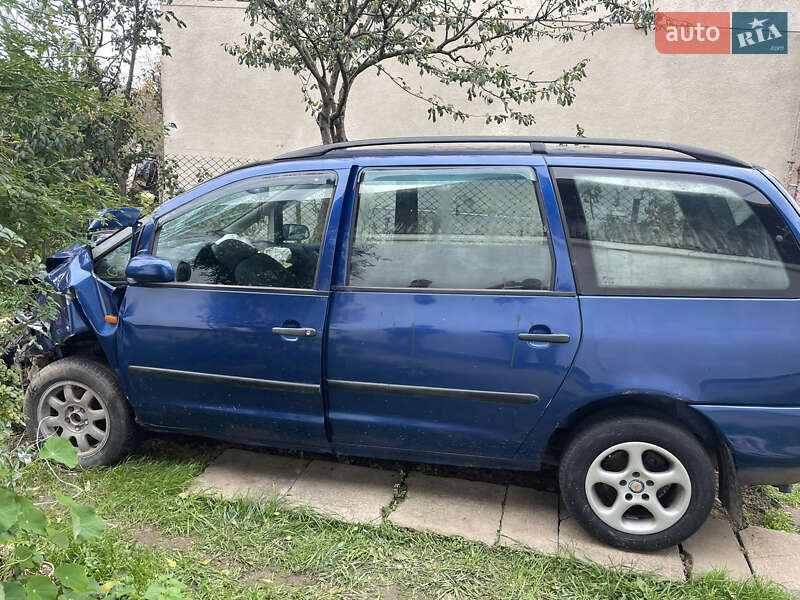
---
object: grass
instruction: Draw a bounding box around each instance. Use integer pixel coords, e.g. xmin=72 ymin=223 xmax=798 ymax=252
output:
xmin=14 ymin=438 xmax=800 ymax=600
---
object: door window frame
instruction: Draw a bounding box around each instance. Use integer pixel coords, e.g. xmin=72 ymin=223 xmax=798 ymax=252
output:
xmin=340 ymin=165 xmax=562 ymax=296
xmin=550 ymin=165 xmax=800 ymax=298
xmin=147 ymin=170 xmax=339 ymax=295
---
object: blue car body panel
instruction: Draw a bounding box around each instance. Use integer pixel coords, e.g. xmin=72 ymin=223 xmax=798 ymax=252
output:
xmin=325 ymin=290 xmax=581 ymax=461
xmin=42 ymin=243 xmax=119 ymax=364
xmin=693 ymin=406 xmax=800 ymax=485
xmin=34 ymin=149 xmax=800 ymax=485
xmin=116 ymin=286 xmax=331 ymax=450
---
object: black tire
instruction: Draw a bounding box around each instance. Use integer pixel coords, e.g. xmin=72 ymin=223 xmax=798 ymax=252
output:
xmin=24 ymin=356 xmax=139 ymax=468
xmin=559 ymin=415 xmax=715 ymax=551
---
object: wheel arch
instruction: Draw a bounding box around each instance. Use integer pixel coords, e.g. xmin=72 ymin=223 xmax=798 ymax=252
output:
xmin=540 ymin=393 xmax=721 ymax=467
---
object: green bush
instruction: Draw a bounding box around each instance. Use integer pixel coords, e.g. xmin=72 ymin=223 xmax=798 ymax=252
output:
xmin=0 ymin=362 xmax=25 ymax=428
xmin=1 ymin=437 xmax=189 ymax=599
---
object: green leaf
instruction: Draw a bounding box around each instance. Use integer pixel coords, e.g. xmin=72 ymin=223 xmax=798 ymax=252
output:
xmin=85 ymin=577 xmax=101 ymax=594
xmin=1 ymin=581 xmax=26 ymax=600
xmin=55 ymin=492 xmax=77 ymax=509
xmin=0 ymin=488 xmax=19 ymax=531
xmin=70 ymin=504 xmax=105 ymax=543
xmin=142 ymin=576 xmax=187 ymax=600
xmin=12 ymin=544 xmax=38 ymax=570
xmin=24 ymin=576 xmax=58 ymax=600
xmin=17 ymin=498 xmax=48 ymax=535
xmin=54 ymin=564 xmax=89 ymax=593
xmin=47 ymin=525 xmax=72 ymax=549
xmin=39 ymin=437 xmax=78 ymax=468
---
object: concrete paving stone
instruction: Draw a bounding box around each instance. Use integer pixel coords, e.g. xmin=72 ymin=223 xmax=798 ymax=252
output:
xmin=287 ymin=461 xmax=399 ymax=524
xmin=558 ymin=518 xmax=685 ymax=580
xmin=389 ymin=473 xmax=506 ymax=545
xmin=193 ymin=449 xmax=310 ymax=499
xmin=741 ymin=526 xmax=800 ymax=592
xmin=682 ymin=517 xmax=751 ymax=579
xmin=499 ymin=486 xmax=559 ymax=554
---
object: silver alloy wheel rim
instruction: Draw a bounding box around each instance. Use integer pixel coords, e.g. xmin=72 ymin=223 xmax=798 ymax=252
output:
xmin=584 ymin=441 xmax=692 ymax=535
xmin=36 ymin=380 xmax=110 ymax=457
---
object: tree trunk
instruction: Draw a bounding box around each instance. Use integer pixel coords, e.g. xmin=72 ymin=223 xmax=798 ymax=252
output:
xmin=316 ymin=113 xmax=333 ymax=145
xmin=316 ymin=103 xmax=348 ymax=144
xmin=331 ymin=114 xmax=347 ymax=143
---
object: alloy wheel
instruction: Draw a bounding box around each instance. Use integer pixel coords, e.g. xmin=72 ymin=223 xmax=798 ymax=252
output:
xmin=584 ymin=441 xmax=692 ymax=535
xmin=36 ymin=380 xmax=110 ymax=456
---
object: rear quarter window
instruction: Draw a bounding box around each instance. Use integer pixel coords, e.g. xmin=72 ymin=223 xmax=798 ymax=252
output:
xmin=554 ymin=167 xmax=800 ymax=297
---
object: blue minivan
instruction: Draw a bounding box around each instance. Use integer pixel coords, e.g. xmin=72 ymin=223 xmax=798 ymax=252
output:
xmin=24 ymin=137 xmax=800 ymax=550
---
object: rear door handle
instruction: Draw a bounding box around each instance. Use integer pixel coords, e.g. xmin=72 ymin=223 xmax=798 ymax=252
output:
xmin=518 ymin=333 xmax=570 ymax=343
xmin=272 ymin=327 xmax=317 ymax=338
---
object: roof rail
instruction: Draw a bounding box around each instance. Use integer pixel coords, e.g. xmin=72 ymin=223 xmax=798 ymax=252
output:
xmin=274 ymin=136 xmax=751 ymax=168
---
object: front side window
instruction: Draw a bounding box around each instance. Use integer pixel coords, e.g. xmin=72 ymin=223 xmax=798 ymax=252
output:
xmin=349 ymin=167 xmax=552 ymax=290
xmin=154 ymin=172 xmax=336 ymax=288
xmin=555 ymin=167 xmax=800 ymax=296
xmin=94 ymin=237 xmax=133 ymax=283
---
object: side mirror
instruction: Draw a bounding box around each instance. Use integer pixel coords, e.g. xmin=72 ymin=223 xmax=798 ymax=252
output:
xmin=281 ymin=223 xmax=310 ymax=242
xmin=125 ymin=254 xmax=174 ymax=284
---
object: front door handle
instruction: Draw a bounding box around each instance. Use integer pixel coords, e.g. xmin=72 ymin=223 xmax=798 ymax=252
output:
xmin=272 ymin=327 xmax=317 ymax=338
xmin=518 ymin=332 xmax=570 ymax=343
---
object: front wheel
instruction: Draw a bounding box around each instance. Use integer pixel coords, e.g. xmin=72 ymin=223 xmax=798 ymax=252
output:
xmin=24 ymin=356 xmax=139 ymax=468
xmin=559 ymin=415 xmax=715 ymax=551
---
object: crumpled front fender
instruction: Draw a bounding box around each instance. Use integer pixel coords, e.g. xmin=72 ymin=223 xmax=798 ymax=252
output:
xmin=37 ymin=243 xmax=120 ymax=366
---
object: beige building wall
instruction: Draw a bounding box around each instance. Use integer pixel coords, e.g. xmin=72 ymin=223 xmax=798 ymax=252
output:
xmin=162 ymin=0 xmax=800 ymax=185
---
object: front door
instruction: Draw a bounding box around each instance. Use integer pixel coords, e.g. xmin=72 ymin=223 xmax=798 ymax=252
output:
xmin=117 ymin=170 xmax=340 ymax=450
xmin=325 ymin=163 xmax=581 ymax=461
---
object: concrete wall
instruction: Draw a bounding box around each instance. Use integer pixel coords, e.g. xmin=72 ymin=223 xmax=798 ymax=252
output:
xmin=161 ymin=0 xmax=800 ymax=184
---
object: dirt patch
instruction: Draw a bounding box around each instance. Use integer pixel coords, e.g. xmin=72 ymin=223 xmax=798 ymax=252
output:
xmin=242 ymin=568 xmax=317 ymax=589
xmin=241 ymin=569 xmax=410 ymax=599
xmin=742 ymin=485 xmax=799 ymax=533
xmin=130 ymin=524 xmax=197 ymax=552
xmin=743 ymin=486 xmax=782 ymax=517
xmin=135 ymin=433 xmax=227 ymax=463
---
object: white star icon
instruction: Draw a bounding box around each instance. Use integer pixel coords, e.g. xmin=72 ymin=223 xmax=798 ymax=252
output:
xmin=748 ymin=17 xmax=767 ymax=29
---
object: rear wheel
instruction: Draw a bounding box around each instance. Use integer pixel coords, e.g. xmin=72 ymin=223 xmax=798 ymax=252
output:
xmin=24 ymin=356 xmax=139 ymax=467
xmin=559 ymin=415 xmax=714 ymax=551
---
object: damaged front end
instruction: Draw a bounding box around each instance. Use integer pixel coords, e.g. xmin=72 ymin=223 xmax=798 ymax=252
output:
xmin=11 ymin=242 xmax=123 ymax=372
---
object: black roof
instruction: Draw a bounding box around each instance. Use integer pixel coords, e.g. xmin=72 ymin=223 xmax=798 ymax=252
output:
xmin=271 ymin=136 xmax=750 ymax=168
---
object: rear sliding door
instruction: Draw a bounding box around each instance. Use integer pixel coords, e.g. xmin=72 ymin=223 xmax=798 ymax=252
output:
xmin=324 ymin=164 xmax=581 ymax=461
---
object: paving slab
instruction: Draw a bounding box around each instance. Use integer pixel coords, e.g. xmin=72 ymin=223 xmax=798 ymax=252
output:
xmin=499 ymin=486 xmax=559 ymax=554
xmin=287 ymin=461 xmax=399 ymax=524
xmin=389 ymin=473 xmax=505 ymax=545
xmin=741 ymin=526 xmax=800 ymax=591
xmin=682 ymin=517 xmax=750 ymax=579
xmin=193 ymin=449 xmax=310 ymax=499
xmin=558 ymin=518 xmax=685 ymax=580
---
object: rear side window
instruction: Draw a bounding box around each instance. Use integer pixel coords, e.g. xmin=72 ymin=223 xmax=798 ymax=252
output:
xmin=349 ymin=167 xmax=552 ymax=290
xmin=554 ymin=167 xmax=800 ymax=297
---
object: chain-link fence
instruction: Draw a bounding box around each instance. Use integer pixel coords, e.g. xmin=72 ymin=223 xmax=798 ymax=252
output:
xmin=160 ymin=154 xmax=258 ymax=198
xmin=357 ymin=177 xmax=541 ymax=238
